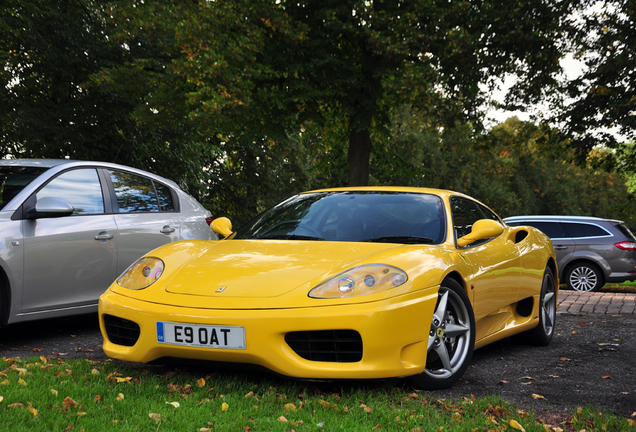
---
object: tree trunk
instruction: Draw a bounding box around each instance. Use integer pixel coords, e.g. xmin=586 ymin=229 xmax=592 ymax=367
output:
xmin=347 ymin=126 xmax=373 ymax=186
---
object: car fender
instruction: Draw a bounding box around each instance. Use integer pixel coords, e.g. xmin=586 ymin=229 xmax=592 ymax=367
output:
xmin=559 ymin=250 xmax=610 ymax=279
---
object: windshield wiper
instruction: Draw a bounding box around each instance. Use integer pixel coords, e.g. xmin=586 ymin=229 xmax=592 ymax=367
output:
xmin=363 ymin=236 xmax=434 ymax=244
xmin=259 ymin=234 xmax=325 ymax=241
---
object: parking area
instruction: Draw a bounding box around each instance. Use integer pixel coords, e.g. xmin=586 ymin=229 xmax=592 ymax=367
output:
xmin=558 ymin=290 xmax=636 ymax=315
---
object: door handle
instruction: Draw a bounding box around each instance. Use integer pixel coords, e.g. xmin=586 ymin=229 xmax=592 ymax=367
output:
xmin=95 ymin=232 xmax=114 ymax=241
xmin=160 ymin=225 xmax=176 ymax=234
xmin=554 ymin=245 xmax=568 ymax=250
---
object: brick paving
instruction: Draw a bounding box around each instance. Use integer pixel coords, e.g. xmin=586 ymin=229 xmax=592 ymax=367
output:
xmin=557 ymin=290 xmax=636 ymax=315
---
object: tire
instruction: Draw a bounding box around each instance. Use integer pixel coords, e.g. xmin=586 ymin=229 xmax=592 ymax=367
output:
xmin=525 ymin=267 xmax=557 ymax=346
xmin=409 ymin=278 xmax=475 ymax=390
xmin=566 ymin=262 xmax=604 ymax=292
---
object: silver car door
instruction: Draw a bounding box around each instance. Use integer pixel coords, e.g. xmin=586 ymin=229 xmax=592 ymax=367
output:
xmin=107 ymin=169 xmax=181 ymax=275
xmin=21 ymin=168 xmax=118 ymax=313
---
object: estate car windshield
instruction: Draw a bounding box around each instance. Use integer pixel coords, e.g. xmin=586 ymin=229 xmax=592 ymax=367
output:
xmin=234 ymin=191 xmax=446 ymax=244
xmin=0 ymin=166 xmax=49 ymax=210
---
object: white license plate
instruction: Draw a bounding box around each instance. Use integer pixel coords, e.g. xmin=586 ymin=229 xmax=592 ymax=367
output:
xmin=156 ymin=321 xmax=245 ymax=349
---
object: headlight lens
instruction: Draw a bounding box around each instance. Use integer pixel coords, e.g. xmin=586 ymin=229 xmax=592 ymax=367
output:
xmin=117 ymin=257 xmax=165 ymax=290
xmin=309 ymin=264 xmax=408 ymax=298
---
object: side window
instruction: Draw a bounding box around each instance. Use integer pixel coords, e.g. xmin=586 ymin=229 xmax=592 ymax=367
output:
xmin=450 ymin=197 xmax=482 ymax=239
xmin=476 ymin=203 xmax=500 ymax=222
xmin=109 ymin=170 xmax=176 ymax=213
xmin=523 ymin=221 xmax=568 ymax=239
xmin=36 ymin=169 xmax=104 ymax=215
xmin=562 ymin=222 xmax=610 ymax=238
xmin=155 ymin=182 xmax=176 ymax=212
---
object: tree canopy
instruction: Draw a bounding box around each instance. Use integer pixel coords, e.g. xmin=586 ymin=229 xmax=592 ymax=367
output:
xmin=2 ymin=0 xmax=636 ymax=228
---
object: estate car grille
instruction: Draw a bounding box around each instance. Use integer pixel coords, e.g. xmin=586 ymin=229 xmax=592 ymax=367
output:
xmin=103 ymin=314 xmax=141 ymax=347
xmin=285 ymin=330 xmax=363 ymax=363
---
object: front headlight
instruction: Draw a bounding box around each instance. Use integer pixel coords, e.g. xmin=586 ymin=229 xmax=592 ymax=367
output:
xmin=117 ymin=257 xmax=165 ymax=290
xmin=309 ymin=264 xmax=408 ymax=299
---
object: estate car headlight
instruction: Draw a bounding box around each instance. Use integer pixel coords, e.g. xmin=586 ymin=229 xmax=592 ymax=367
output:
xmin=309 ymin=264 xmax=408 ymax=299
xmin=117 ymin=257 xmax=165 ymax=290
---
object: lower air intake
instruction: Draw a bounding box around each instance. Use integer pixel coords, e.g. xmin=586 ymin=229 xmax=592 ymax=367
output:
xmin=285 ymin=330 xmax=363 ymax=362
xmin=103 ymin=314 xmax=141 ymax=347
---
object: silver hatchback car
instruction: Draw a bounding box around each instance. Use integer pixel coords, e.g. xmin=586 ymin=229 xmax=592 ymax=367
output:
xmin=504 ymin=215 xmax=636 ymax=292
xmin=0 ymin=159 xmax=216 ymax=325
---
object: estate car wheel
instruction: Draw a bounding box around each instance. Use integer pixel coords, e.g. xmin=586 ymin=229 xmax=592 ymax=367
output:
xmin=524 ymin=267 xmax=557 ymax=346
xmin=566 ymin=263 xmax=604 ymax=292
xmin=410 ymin=278 xmax=475 ymax=390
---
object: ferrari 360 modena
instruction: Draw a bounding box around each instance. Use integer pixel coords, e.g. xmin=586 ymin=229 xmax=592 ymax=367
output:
xmin=99 ymin=187 xmax=557 ymax=389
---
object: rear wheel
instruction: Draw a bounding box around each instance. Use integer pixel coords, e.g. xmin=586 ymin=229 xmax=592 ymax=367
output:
xmin=525 ymin=267 xmax=557 ymax=345
xmin=410 ymin=278 xmax=475 ymax=390
xmin=566 ymin=263 xmax=603 ymax=292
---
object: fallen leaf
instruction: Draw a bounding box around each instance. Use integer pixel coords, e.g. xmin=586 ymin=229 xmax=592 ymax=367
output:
xmin=51 ymin=389 xmax=58 ymax=396
xmin=63 ymin=397 xmax=78 ymax=408
xmin=531 ymin=394 xmax=545 ymax=399
xmin=245 ymin=391 xmax=254 ymax=398
xmin=115 ymin=377 xmax=132 ymax=383
xmin=278 ymin=416 xmax=288 ymax=422
xmin=577 ymin=322 xmax=585 ymax=327
xmin=91 ymin=369 xmax=100 ymax=375
xmin=285 ymin=403 xmax=297 ymax=411
xmin=507 ymin=419 xmax=526 ymax=431
xmin=94 ymin=395 xmax=101 ymax=402
xmin=197 ymin=378 xmax=206 ymax=387
xmin=559 ymin=357 xmax=571 ymax=361
xmin=28 ymin=407 xmax=37 ymax=417
xmin=116 ymin=393 xmax=124 ymax=401
xmin=602 ymin=375 xmax=612 ymax=379
xmin=149 ymin=413 xmax=162 ymax=423
xmin=221 ymin=402 xmax=229 ymax=411
xmin=318 ymin=400 xmax=330 ymax=408
xmin=166 ymin=401 xmax=180 ymax=408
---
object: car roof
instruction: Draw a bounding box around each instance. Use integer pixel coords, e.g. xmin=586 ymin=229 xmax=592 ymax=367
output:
xmin=0 ymin=159 xmax=179 ymax=187
xmin=503 ymin=215 xmax=623 ymax=224
xmin=0 ymin=159 xmax=77 ymax=168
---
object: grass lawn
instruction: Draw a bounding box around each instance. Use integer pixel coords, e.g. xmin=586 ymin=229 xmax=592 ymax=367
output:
xmin=1 ymin=357 xmax=634 ymax=431
xmin=602 ymin=281 xmax=636 ymax=292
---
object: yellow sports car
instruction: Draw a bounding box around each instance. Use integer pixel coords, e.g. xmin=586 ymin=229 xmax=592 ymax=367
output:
xmin=99 ymin=187 xmax=557 ymax=389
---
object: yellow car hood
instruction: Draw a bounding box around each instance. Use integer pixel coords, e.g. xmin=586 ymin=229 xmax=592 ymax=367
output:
xmin=165 ymin=240 xmax=402 ymax=298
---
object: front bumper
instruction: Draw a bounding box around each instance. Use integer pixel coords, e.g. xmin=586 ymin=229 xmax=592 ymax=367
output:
xmin=98 ymin=288 xmax=438 ymax=380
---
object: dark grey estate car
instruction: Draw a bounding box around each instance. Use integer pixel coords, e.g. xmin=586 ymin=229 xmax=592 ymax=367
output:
xmin=504 ymin=215 xmax=636 ymax=292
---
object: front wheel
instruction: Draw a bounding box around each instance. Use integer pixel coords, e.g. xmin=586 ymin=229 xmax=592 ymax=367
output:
xmin=566 ymin=263 xmax=603 ymax=292
xmin=409 ymin=278 xmax=475 ymax=390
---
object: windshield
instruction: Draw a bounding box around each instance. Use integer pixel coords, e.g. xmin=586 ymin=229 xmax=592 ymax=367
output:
xmin=235 ymin=191 xmax=446 ymax=244
xmin=0 ymin=166 xmax=49 ymax=211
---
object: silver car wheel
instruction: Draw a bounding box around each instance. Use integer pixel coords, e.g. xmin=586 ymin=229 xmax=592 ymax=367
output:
xmin=568 ymin=265 xmax=601 ymax=292
xmin=540 ymin=271 xmax=557 ymax=337
xmin=424 ymin=285 xmax=472 ymax=380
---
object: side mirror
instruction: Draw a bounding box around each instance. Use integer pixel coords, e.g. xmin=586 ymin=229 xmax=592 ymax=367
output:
xmin=210 ymin=217 xmax=233 ymax=238
xmin=457 ymin=219 xmax=504 ymax=248
xmin=26 ymin=197 xmax=74 ymax=219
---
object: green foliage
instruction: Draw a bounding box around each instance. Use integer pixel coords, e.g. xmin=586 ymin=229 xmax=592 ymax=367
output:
xmin=564 ymin=0 xmax=636 ymax=156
